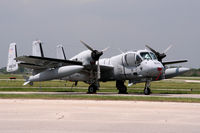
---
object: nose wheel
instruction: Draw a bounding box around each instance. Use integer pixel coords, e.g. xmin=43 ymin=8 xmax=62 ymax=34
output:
xmin=144 ymin=81 xmax=151 ymax=95
xmin=116 ymin=80 xmax=128 ymax=94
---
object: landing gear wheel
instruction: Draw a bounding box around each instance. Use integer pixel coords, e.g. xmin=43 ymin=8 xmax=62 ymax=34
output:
xmin=118 ymin=86 xmax=128 ymax=94
xmin=116 ymin=80 xmax=128 ymax=94
xmin=87 ymin=84 xmax=97 ymax=94
xmin=144 ymin=87 xmax=151 ymax=95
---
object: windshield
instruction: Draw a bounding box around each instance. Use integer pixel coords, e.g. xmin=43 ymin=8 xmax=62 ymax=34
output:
xmin=140 ymin=52 xmax=152 ymax=60
xmin=150 ymin=52 xmax=157 ymax=60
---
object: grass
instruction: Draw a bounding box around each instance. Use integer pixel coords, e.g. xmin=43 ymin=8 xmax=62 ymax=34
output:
xmin=0 ymin=79 xmax=199 ymax=90
xmin=0 ymin=77 xmax=200 ymax=95
xmin=0 ymin=94 xmax=200 ymax=103
xmin=0 ymin=74 xmax=24 ymax=79
xmin=0 ymin=74 xmax=200 ymax=102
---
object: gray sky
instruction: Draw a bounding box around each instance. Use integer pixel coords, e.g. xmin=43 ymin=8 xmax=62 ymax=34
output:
xmin=0 ymin=0 xmax=200 ymax=68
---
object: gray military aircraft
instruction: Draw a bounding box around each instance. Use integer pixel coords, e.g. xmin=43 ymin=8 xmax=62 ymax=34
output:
xmin=7 ymin=40 xmax=189 ymax=95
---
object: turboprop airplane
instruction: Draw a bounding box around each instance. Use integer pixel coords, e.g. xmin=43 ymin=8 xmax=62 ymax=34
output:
xmin=7 ymin=40 xmax=189 ymax=95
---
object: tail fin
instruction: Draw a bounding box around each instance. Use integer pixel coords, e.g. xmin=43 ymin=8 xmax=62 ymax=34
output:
xmin=32 ymin=40 xmax=44 ymax=57
xmin=7 ymin=43 xmax=18 ymax=72
xmin=56 ymin=45 xmax=66 ymax=60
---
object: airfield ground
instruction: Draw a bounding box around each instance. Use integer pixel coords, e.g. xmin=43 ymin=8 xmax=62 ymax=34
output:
xmin=0 ymin=75 xmax=200 ymax=132
xmin=0 ymin=99 xmax=200 ymax=133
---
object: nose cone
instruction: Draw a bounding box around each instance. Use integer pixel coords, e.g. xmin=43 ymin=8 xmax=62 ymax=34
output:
xmin=140 ymin=60 xmax=164 ymax=77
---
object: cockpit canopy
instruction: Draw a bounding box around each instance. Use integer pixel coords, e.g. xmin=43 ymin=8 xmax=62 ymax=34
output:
xmin=140 ymin=52 xmax=157 ymax=60
xmin=123 ymin=51 xmax=157 ymax=67
xmin=123 ymin=52 xmax=142 ymax=67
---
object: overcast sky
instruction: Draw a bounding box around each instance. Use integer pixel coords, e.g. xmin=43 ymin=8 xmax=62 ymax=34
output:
xmin=0 ymin=0 xmax=199 ymax=68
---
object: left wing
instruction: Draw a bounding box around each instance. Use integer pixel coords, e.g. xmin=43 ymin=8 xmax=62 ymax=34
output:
xmin=162 ymin=60 xmax=188 ymax=65
xmin=16 ymin=56 xmax=82 ymax=70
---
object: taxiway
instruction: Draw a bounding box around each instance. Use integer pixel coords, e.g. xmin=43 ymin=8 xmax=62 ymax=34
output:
xmin=0 ymin=99 xmax=200 ymax=133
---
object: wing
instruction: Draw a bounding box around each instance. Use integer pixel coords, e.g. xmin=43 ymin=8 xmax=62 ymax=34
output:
xmin=162 ymin=60 xmax=188 ymax=65
xmin=99 ymin=64 xmax=114 ymax=81
xmin=16 ymin=56 xmax=82 ymax=70
xmin=100 ymin=64 xmax=114 ymax=71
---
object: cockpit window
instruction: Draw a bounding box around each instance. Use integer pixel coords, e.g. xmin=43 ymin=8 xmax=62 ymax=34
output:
xmin=136 ymin=55 xmax=142 ymax=65
xmin=140 ymin=52 xmax=152 ymax=60
xmin=150 ymin=52 xmax=157 ymax=60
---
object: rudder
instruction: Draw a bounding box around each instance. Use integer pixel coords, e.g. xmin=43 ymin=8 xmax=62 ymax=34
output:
xmin=7 ymin=43 xmax=18 ymax=72
xmin=32 ymin=40 xmax=44 ymax=57
xmin=56 ymin=45 xmax=66 ymax=60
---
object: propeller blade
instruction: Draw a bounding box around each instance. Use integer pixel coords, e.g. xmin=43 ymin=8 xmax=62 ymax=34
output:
xmin=145 ymin=45 xmax=158 ymax=54
xmin=101 ymin=47 xmax=109 ymax=52
xmin=97 ymin=61 xmax=101 ymax=79
xmin=164 ymin=45 xmax=173 ymax=53
xmin=118 ymin=48 xmax=124 ymax=54
xmin=80 ymin=40 xmax=94 ymax=51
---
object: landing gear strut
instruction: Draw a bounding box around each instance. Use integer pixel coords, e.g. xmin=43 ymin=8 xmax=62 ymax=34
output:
xmin=144 ymin=81 xmax=151 ymax=95
xmin=87 ymin=83 xmax=99 ymax=94
xmin=116 ymin=80 xmax=128 ymax=94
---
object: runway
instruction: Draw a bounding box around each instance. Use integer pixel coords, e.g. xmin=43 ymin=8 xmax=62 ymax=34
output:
xmin=0 ymin=99 xmax=199 ymax=133
xmin=0 ymin=91 xmax=200 ymax=99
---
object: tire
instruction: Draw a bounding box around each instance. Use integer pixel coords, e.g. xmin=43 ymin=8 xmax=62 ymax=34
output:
xmin=118 ymin=86 xmax=128 ymax=94
xmin=144 ymin=87 xmax=151 ymax=95
xmin=87 ymin=85 xmax=97 ymax=94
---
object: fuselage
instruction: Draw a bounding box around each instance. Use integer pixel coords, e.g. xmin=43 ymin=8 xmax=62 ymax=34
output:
xmin=63 ymin=49 xmax=165 ymax=83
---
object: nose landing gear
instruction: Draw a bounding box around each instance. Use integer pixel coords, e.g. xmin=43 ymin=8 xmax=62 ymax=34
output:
xmin=144 ymin=81 xmax=151 ymax=95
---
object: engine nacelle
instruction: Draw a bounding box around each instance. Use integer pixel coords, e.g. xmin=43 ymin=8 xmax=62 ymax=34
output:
xmin=165 ymin=67 xmax=190 ymax=79
xmin=70 ymin=50 xmax=94 ymax=65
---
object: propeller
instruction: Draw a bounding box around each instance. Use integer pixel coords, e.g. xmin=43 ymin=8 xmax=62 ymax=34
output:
xmin=145 ymin=45 xmax=172 ymax=62
xmin=80 ymin=40 xmax=105 ymax=61
xmin=80 ymin=40 xmax=109 ymax=80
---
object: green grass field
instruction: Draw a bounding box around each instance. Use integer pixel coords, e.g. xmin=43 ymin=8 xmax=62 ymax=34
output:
xmin=0 ymin=74 xmax=200 ymax=102
xmin=0 ymin=94 xmax=199 ymax=103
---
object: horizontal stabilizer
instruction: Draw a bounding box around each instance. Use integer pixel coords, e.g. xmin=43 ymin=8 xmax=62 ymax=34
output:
xmin=162 ymin=60 xmax=187 ymax=65
xmin=23 ymin=81 xmax=30 ymax=86
xmin=7 ymin=43 xmax=18 ymax=72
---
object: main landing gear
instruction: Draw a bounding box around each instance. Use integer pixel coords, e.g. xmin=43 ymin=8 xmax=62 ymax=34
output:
xmin=144 ymin=81 xmax=151 ymax=95
xmin=87 ymin=83 xmax=99 ymax=94
xmin=116 ymin=80 xmax=128 ymax=94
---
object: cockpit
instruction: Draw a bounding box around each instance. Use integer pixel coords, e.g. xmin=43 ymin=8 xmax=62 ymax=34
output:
xmin=123 ymin=52 xmax=143 ymax=67
xmin=122 ymin=51 xmax=158 ymax=67
xmin=140 ymin=52 xmax=157 ymax=60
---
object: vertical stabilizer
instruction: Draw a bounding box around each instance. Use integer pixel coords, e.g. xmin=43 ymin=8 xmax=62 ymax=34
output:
xmin=32 ymin=40 xmax=44 ymax=57
xmin=56 ymin=45 xmax=66 ymax=60
xmin=7 ymin=43 xmax=18 ymax=72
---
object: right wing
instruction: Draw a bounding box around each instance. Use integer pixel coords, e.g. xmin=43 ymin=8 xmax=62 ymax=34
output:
xmin=162 ymin=60 xmax=188 ymax=65
xmin=16 ymin=56 xmax=82 ymax=70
